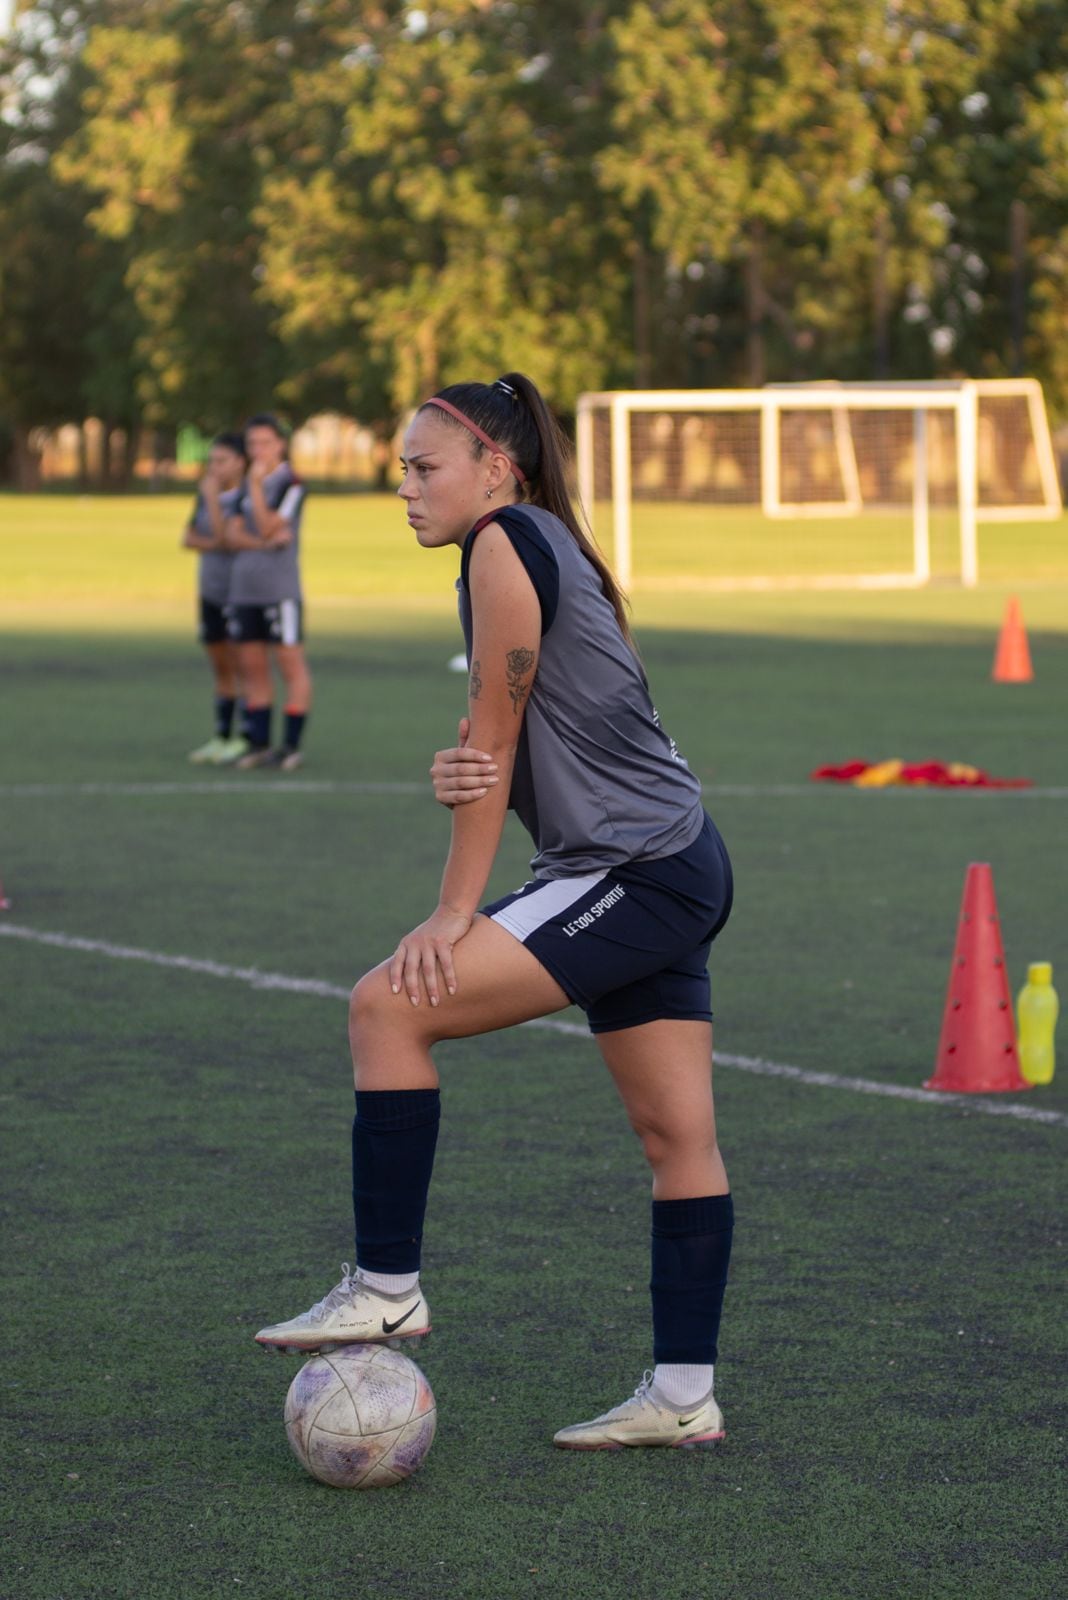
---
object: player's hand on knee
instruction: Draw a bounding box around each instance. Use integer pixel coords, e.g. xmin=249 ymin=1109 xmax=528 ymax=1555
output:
xmin=430 ymin=725 xmax=498 ymax=807
xmin=389 ymin=906 xmax=472 ymax=1006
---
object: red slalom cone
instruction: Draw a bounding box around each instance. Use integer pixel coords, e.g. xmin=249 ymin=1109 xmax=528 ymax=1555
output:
xmin=926 ymin=863 xmax=1029 ymax=1093
xmin=992 ymin=595 xmax=1033 ymax=683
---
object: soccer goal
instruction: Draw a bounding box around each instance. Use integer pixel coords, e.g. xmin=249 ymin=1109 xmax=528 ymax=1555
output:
xmin=574 ymin=379 xmax=1061 ymax=590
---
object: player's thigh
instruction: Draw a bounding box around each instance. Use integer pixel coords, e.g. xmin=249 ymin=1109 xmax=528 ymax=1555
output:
xmin=596 ymin=1018 xmax=718 ymax=1144
xmin=351 ymin=914 xmax=571 ymax=1047
xmin=205 ymin=639 xmax=231 ymax=670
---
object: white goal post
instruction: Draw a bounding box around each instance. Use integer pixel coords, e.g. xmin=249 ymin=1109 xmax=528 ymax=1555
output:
xmin=574 ymin=379 xmax=1061 ymax=590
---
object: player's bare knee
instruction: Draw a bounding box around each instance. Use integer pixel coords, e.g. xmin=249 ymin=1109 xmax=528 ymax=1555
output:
xmin=349 ymin=969 xmax=389 ymax=1041
xmin=349 ymin=968 xmax=434 ymax=1050
xmin=633 ymin=1115 xmax=717 ymax=1173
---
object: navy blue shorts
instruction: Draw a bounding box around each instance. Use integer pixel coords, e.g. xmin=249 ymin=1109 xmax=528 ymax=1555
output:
xmin=227 ymin=600 xmax=304 ymax=646
xmin=482 ymin=811 xmax=733 ymax=1034
xmin=198 ymin=598 xmax=230 ymax=645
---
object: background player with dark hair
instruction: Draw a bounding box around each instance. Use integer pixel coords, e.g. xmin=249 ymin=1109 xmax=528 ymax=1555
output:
xmin=256 ymin=374 xmax=734 ymax=1452
xmin=182 ymin=431 xmax=249 ymax=766
xmin=224 ymin=413 xmax=313 ymax=772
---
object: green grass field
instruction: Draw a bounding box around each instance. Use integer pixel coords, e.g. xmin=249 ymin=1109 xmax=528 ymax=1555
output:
xmin=2 ymin=494 xmax=1067 ymax=1600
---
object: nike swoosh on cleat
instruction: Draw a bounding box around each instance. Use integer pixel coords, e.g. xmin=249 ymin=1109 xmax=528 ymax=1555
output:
xmin=677 ymin=1414 xmax=703 ymax=1427
xmin=381 ymin=1303 xmax=421 ymax=1335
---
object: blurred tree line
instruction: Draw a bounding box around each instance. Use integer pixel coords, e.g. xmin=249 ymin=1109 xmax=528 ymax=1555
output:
xmin=2 ymin=0 xmax=1067 ymax=485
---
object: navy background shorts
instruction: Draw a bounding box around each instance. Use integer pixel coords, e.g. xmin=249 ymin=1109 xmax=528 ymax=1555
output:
xmin=227 ymin=600 xmax=304 ymax=646
xmin=482 ymin=811 xmax=733 ymax=1034
xmin=198 ymin=598 xmax=230 ymax=645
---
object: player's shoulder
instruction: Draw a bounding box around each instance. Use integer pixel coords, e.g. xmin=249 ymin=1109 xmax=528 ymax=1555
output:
xmin=463 ymin=510 xmax=527 ymax=576
xmin=464 ymin=506 xmax=560 ymax=631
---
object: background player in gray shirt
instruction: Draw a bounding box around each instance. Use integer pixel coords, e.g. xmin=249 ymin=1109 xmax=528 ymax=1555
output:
xmin=256 ymin=373 xmax=734 ymax=1455
xmin=224 ymin=413 xmax=313 ymax=771
xmin=181 ymin=432 xmax=248 ymax=765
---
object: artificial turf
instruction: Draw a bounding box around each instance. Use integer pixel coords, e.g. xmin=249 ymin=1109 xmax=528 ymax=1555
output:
xmin=2 ymin=496 xmax=1066 ymax=1599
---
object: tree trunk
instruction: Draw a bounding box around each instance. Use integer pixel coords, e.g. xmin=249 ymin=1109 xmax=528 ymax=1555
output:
xmin=633 ymin=242 xmax=653 ymax=388
xmin=745 ymin=226 xmax=766 ymax=388
xmin=372 ymin=424 xmax=393 ymax=490
xmin=12 ymin=425 xmax=41 ymax=490
xmin=873 ymin=207 xmax=890 ymax=379
xmin=1009 ymin=199 xmax=1028 ymax=377
xmin=416 ymin=320 xmax=438 ymax=400
xmin=115 ymin=424 xmax=135 ymax=490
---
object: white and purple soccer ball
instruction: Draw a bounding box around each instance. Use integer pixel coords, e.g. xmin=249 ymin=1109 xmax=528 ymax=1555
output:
xmin=284 ymin=1343 xmax=436 ymax=1490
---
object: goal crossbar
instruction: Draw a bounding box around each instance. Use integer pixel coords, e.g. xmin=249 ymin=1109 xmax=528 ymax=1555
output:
xmin=575 ymin=379 xmax=1061 ymax=591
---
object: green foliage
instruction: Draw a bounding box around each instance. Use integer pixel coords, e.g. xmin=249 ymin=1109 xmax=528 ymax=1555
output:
xmin=4 ymin=0 xmax=1068 ymax=457
xmin=49 ymin=7 xmax=287 ymax=427
xmin=255 ymin=2 xmax=633 ymax=415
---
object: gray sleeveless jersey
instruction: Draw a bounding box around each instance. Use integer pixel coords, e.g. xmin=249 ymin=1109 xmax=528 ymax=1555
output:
xmin=192 ymin=487 xmax=241 ymax=604
xmin=230 ymin=463 xmax=306 ymax=604
xmin=457 ymin=504 xmax=704 ymax=879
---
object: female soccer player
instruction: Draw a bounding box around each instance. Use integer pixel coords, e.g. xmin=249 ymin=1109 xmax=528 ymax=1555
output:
xmin=224 ymin=413 xmax=313 ymax=771
xmin=257 ymin=374 xmax=735 ymax=1451
xmin=182 ymin=432 xmax=249 ymax=765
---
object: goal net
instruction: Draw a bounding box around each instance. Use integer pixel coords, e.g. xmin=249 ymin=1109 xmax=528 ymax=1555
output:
xmin=574 ymin=380 xmax=1061 ymax=590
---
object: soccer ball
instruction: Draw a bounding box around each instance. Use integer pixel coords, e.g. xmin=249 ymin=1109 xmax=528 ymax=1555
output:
xmin=284 ymin=1343 xmax=436 ymax=1490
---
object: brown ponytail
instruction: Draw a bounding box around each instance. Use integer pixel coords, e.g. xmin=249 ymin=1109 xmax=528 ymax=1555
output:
xmin=499 ymin=372 xmax=634 ymax=646
xmin=420 ymin=373 xmax=634 ymax=647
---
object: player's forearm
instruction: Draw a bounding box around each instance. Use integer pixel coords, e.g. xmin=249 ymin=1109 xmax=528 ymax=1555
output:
xmin=222 ymin=521 xmax=263 ymax=550
xmin=438 ymin=750 xmax=516 ymax=918
xmin=202 ymin=493 xmax=227 ymax=541
xmin=247 ymin=481 xmax=286 ymax=540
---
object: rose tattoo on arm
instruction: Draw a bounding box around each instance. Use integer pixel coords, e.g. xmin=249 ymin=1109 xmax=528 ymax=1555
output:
xmin=505 ymin=647 xmax=537 ymax=715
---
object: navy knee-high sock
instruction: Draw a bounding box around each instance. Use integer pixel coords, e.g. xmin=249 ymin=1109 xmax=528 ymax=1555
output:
xmin=214 ymin=694 xmax=237 ymax=738
xmin=352 ymin=1089 xmax=440 ymax=1274
xmin=650 ymin=1194 xmax=734 ymax=1364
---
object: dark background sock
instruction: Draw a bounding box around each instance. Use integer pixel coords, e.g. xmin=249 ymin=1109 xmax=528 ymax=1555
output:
xmin=214 ymin=695 xmax=236 ymax=738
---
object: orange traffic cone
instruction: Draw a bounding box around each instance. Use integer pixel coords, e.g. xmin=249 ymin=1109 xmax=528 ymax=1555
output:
xmin=926 ymin=863 xmax=1029 ymax=1093
xmin=992 ymin=595 xmax=1033 ymax=683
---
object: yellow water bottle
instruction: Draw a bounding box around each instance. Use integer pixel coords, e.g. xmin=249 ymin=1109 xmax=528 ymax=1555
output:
xmin=1017 ymin=963 xmax=1058 ymax=1085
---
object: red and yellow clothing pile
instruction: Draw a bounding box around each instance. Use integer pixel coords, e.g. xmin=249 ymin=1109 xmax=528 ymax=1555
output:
xmin=810 ymin=760 xmax=1032 ymax=789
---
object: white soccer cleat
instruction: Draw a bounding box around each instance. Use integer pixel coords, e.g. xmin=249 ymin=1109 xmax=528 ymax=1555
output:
xmin=552 ymin=1372 xmax=725 ymax=1451
xmin=255 ymin=1264 xmax=430 ymax=1354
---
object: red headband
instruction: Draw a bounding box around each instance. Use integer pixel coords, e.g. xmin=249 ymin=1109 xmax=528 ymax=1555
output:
xmin=423 ymin=396 xmax=526 ymax=484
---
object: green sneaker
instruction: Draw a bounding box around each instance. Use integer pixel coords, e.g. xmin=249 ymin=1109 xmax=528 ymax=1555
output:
xmin=188 ymin=735 xmax=228 ymax=765
xmin=211 ymin=736 xmax=250 ymax=766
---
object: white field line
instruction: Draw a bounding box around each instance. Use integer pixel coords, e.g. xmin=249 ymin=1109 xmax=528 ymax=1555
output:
xmin=0 ymin=780 xmax=423 ymax=798
xmin=2 ymin=920 xmax=1064 ymax=1129
xmin=1 ymin=781 xmax=1067 ymax=801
